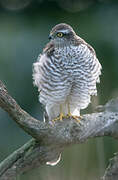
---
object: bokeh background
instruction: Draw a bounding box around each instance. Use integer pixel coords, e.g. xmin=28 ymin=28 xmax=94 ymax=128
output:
xmin=0 ymin=0 xmax=118 ymax=179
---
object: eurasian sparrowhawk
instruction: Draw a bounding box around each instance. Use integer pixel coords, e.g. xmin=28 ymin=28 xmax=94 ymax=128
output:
xmin=33 ymin=23 xmax=102 ymax=122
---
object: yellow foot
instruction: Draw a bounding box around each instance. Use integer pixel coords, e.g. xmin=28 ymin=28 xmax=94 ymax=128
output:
xmin=67 ymin=113 xmax=82 ymax=123
xmin=52 ymin=113 xmax=66 ymax=123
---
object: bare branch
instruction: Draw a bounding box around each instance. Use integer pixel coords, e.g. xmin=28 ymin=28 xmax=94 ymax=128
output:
xmin=102 ymin=153 xmax=118 ymax=180
xmin=0 ymin=80 xmax=118 ymax=179
xmin=0 ymin=138 xmax=62 ymax=180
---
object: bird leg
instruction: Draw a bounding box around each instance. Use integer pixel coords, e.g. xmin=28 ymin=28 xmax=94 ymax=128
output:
xmin=67 ymin=102 xmax=82 ymax=122
xmin=59 ymin=104 xmax=64 ymax=121
xmin=52 ymin=104 xmax=65 ymax=122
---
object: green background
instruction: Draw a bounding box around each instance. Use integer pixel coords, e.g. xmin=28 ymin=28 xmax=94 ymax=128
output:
xmin=0 ymin=0 xmax=118 ymax=179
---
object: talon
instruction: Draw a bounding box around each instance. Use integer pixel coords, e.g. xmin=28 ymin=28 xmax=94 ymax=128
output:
xmin=72 ymin=115 xmax=82 ymax=123
xmin=67 ymin=113 xmax=82 ymax=123
xmin=52 ymin=112 xmax=65 ymax=122
xmin=52 ymin=117 xmax=60 ymax=123
xmin=52 ymin=104 xmax=68 ymax=122
xmin=67 ymin=101 xmax=82 ymax=123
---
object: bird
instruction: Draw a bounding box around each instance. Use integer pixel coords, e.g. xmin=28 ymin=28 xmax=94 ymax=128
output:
xmin=33 ymin=23 xmax=102 ymax=123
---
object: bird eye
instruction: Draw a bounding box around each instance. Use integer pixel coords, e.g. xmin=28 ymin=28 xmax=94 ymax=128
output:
xmin=57 ymin=32 xmax=63 ymax=38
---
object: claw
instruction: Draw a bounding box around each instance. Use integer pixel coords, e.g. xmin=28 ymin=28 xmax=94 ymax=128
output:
xmin=52 ymin=112 xmax=65 ymax=122
xmin=67 ymin=112 xmax=82 ymax=123
xmin=51 ymin=103 xmax=82 ymax=123
xmin=67 ymin=101 xmax=82 ymax=123
xmin=52 ymin=104 xmax=66 ymax=122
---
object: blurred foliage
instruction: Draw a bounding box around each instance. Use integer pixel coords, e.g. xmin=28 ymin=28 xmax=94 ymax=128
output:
xmin=0 ymin=0 xmax=117 ymax=12
xmin=0 ymin=0 xmax=118 ymax=180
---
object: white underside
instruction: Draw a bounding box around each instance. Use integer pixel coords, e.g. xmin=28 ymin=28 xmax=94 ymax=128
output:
xmin=46 ymin=100 xmax=80 ymax=121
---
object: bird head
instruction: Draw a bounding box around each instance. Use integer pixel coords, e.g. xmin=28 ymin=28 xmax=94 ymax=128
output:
xmin=49 ymin=23 xmax=76 ymax=46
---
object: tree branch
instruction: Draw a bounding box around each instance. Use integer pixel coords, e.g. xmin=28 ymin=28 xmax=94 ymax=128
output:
xmin=102 ymin=153 xmax=118 ymax=180
xmin=0 ymin=80 xmax=118 ymax=179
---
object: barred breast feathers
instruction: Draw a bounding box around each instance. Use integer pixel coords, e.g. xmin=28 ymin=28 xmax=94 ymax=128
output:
xmin=76 ymin=36 xmax=101 ymax=74
xmin=77 ymin=37 xmax=102 ymax=96
xmin=33 ymin=42 xmax=54 ymax=89
xmin=75 ymin=36 xmax=96 ymax=55
xmin=33 ymin=42 xmax=70 ymax=105
xmin=33 ymin=36 xmax=102 ymax=117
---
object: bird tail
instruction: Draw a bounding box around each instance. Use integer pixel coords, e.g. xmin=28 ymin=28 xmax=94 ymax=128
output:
xmin=43 ymin=109 xmax=49 ymax=123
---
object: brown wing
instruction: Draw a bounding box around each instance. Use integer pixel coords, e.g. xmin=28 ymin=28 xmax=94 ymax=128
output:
xmin=75 ymin=36 xmax=96 ymax=55
xmin=43 ymin=42 xmax=55 ymax=56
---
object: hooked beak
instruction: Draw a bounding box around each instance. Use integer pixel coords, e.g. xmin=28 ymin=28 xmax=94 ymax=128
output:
xmin=49 ymin=34 xmax=53 ymax=40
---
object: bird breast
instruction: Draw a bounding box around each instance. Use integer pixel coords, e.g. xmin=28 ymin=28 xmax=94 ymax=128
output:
xmin=53 ymin=44 xmax=96 ymax=76
xmin=33 ymin=43 xmax=101 ymax=109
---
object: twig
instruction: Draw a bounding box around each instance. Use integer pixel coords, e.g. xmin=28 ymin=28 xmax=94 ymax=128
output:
xmin=102 ymin=153 xmax=118 ymax=180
